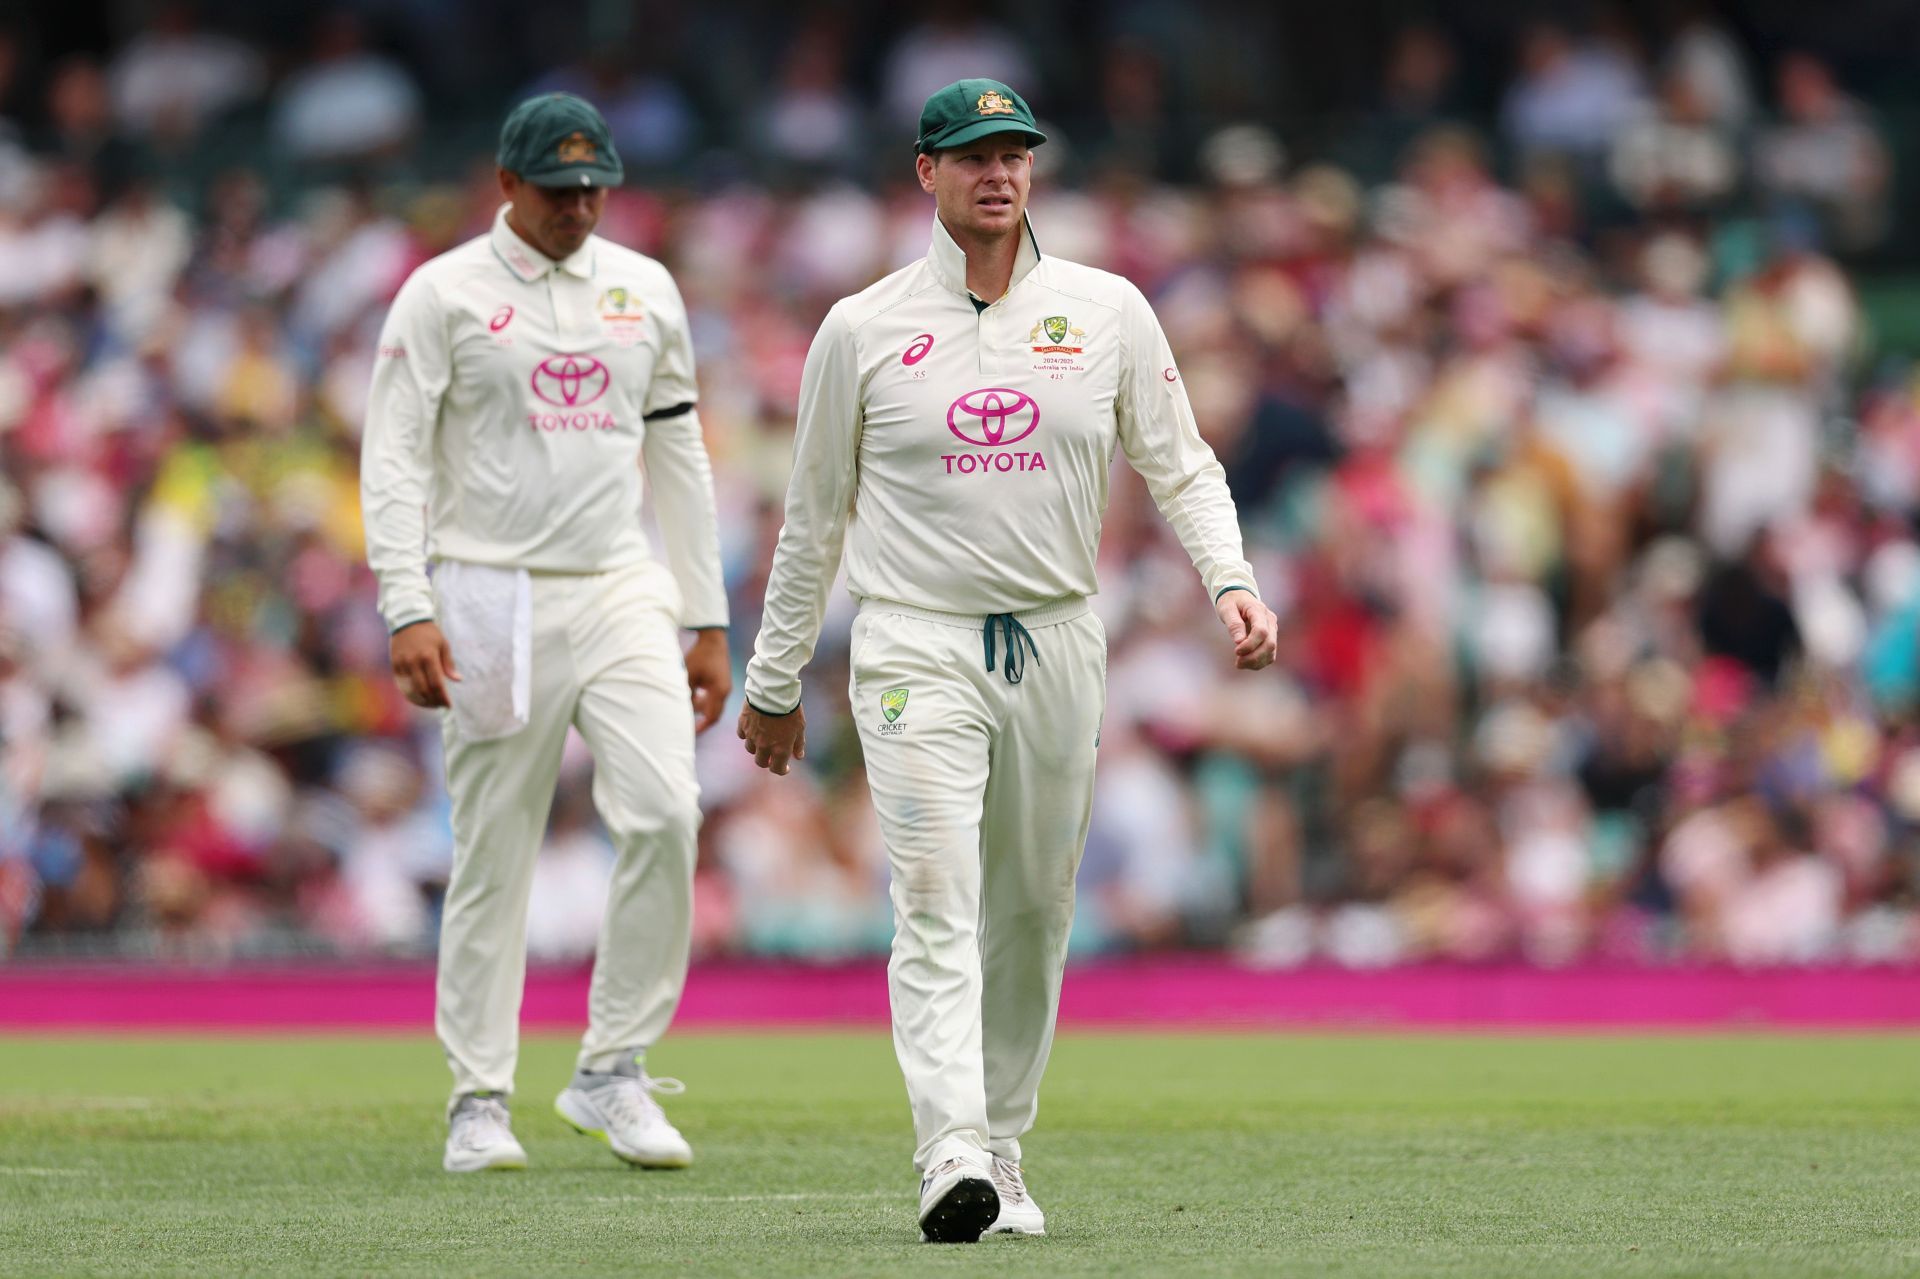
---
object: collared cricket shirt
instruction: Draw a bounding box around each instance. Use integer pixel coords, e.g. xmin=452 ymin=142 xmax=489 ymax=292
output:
xmin=361 ymin=205 xmax=726 ymax=631
xmin=745 ymin=215 xmax=1256 ymax=712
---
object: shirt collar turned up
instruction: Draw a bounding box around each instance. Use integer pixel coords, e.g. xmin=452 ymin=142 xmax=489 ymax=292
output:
xmin=489 ymin=203 xmax=596 ymax=283
xmin=926 ymin=211 xmax=1042 ymax=304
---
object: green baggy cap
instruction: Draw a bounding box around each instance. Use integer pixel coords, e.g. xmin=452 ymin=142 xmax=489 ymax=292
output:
xmin=497 ymin=93 xmax=624 ymax=188
xmin=915 ymin=78 xmax=1046 ymax=155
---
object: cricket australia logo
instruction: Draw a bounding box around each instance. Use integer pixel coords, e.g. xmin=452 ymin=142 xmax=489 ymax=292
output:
xmin=976 ymin=91 xmax=1016 ymax=116
xmin=879 ymin=687 xmax=909 ymax=736
xmin=598 ymin=287 xmax=639 ymax=317
xmin=598 ymin=287 xmax=647 ymax=346
xmin=1030 ymin=315 xmax=1085 ymax=354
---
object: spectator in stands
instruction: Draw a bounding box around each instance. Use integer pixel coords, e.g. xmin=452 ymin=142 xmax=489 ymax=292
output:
xmin=107 ymin=1 xmax=264 ymax=148
xmin=1659 ymin=8 xmax=1754 ymax=129
xmin=1500 ymin=20 xmax=1646 ymax=163
xmin=755 ymin=15 xmax=864 ymax=175
xmin=524 ymin=53 xmax=695 ymax=170
xmin=880 ymin=2 xmax=1038 ymax=130
xmin=271 ymin=10 xmax=421 ymax=164
xmin=1755 ymin=52 xmax=1890 ymax=253
xmin=1608 ymin=64 xmax=1741 ymax=215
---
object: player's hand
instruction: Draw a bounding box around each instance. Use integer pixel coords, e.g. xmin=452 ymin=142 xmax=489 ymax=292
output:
xmin=685 ymin=629 xmax=733 ymax=734
xmin=737 ymin=702 xmax=806 ymax=776
xmin=390 ymin=621 xmax=461 ymax=708
xmin=1215 ymin=590 xmax=1278 ymax=672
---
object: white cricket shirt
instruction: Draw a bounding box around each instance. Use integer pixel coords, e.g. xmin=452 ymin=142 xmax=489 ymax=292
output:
xmin=361 ymin=206 xmax=727 ymax=631
xmin=744 ymin=215 xmax=1257 ymax=712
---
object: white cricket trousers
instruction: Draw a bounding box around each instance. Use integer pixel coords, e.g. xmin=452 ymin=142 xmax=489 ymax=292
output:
xmin=435 ymin=561 xmax=700 ymax=1104
xmin=849 ymin=597 xmax=1106 ymax=1172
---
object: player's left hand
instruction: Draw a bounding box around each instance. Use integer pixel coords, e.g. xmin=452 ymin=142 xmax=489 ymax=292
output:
xmin=1215 ymin=590 xmax=1279 ymax=671
xmin=684 ymin=629 xmax=733 ymax=734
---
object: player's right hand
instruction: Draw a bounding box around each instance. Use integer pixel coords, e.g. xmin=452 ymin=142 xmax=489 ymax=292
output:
xmin=737 ymin=702 xmax=806 ymax=776
xmin=390 ymin=621 xmax=461 ymax=708
xmin=1215 ymin=590 xmax=1279 ymax=672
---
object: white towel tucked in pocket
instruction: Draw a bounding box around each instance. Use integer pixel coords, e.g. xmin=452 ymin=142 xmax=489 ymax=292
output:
xmin=433 ymin=561 xmax=532 ymax=741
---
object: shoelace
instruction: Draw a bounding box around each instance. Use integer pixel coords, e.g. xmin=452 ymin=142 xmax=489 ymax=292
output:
xmin=451 ymin=1096 xmax=512 ymax=1148
xmin=922 ymin=1156 xmax=976 ymax=1190
xmin=595 ymin=1073 xmax=685 ymax=1131
xmin=982 ymin=613 xmax=1039 ymax=684
xmin=990 ymin=1157 xmax=1028 ymax=1204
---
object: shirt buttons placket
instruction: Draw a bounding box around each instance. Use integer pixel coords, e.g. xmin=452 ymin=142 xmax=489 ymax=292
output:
xmin=554 ymin=275 xmax=579 ymax=341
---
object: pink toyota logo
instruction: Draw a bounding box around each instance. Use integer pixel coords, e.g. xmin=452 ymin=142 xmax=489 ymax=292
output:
xmin=947 ymin=387 xmax=1040 ymax=447
xmin=530 ymin=354 xmax=610 ymax=407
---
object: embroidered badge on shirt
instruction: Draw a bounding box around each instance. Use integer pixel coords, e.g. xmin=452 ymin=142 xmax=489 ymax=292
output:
xmin=1030 ymin=315 xmax=1085 ymax=354
xmin=597 ymin=286 xmax=647 ymax=346
xmin=1029 ymin=314 xmax=1089 ymax=374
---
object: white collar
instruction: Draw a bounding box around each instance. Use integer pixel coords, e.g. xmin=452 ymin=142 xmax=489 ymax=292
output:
xmin=489 ymin=203 xmax=596 ymax=282
xmin=926 ymin=212 xmax=1042 ymax=303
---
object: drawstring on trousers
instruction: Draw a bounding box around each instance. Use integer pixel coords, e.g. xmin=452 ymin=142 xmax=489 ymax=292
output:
xmin=982 ymin=613 xmax=1039 ymax=684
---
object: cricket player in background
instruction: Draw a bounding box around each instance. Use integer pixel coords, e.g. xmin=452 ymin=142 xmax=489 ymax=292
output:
xmin=738 ymin=79 xmax=1279 ymax=1242
xmin=361 ymin=93 xmax=730 ymax=1173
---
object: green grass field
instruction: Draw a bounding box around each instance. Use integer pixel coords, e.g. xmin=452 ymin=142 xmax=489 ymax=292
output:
xmin=1 ymin=1032 xmax=1917 ymax=1277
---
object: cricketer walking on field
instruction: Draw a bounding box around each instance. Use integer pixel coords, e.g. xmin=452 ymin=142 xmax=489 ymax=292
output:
xmin=738 ymin=79 xmax=1280 ymax=1243
xmin=361 ymin=93 xmax=730 ymax=1174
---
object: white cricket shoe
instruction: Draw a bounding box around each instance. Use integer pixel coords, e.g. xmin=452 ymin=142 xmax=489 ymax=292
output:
xmin=985 ymin=1156 xmax=1046 ymax=1235
xmin=554 ymin=1071 xmax=693 ymax=1168
xmin=443 ymin=1094 xmax=527 ymax=1172
xmin=917 ymin=1154 xmax=1000 ymax=1243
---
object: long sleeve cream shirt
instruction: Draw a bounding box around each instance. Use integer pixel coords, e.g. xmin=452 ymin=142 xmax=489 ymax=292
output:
xmin=360 ymin=206 xmax=727 ymax=631
xmin=744 ymin=216 xmax=1256 ymax=712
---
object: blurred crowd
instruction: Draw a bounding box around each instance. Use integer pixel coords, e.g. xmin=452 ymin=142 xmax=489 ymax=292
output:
xmin=3 ymin=6 xmax=1919 ymax=967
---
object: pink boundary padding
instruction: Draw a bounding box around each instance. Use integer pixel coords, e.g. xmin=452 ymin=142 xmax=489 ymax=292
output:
xmin=3 ymin=960 xmax=1920 ymax=1030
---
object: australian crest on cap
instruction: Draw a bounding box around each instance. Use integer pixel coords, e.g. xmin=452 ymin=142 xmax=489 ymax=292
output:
xmin=976 ymin=90 xmax=1016 ymax=116
xmin=557 ymin=131 xmax=597 ymax=164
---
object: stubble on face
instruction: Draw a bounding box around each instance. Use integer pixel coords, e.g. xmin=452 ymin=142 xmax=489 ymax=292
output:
xmin=500 ymin=170 xmax=608 ymax=261
xmin=919 ymin=135 xmax=1032 ymax=246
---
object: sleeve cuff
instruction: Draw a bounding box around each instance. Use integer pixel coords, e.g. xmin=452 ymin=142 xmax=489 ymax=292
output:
xmin=1213 ymin=584 xmax=1256 ymax=603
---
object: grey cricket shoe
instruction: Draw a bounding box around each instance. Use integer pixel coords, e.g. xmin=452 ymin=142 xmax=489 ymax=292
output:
xmin=444 ymin=1093 xmax=527 ymax=1172
xmin=554 ymin=1069 xmax=692 ymax=1168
